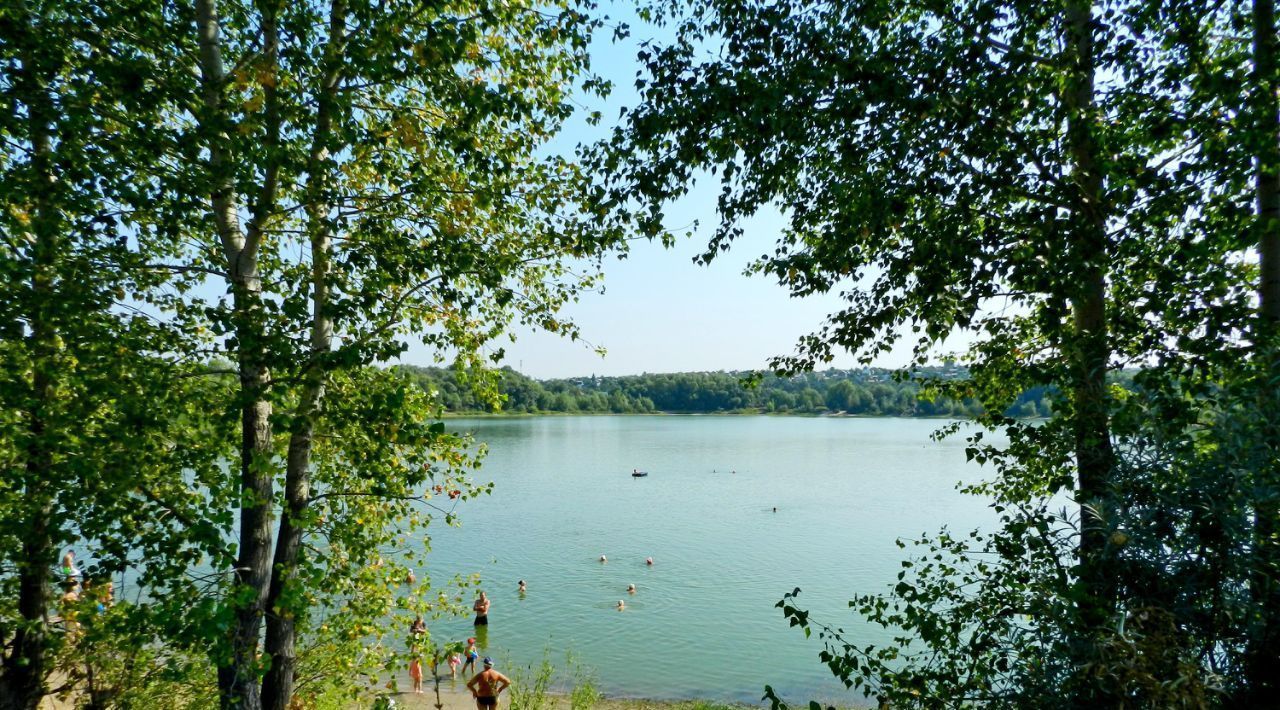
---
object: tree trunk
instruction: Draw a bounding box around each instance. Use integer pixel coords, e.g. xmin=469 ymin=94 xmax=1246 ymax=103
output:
xmin=194 ymin=1 xmax=275 ymax=707
xmin=1245 ymin=0 xmax=1280 ymax=703
xmin=219 ymin=330 xmax=274 ymax=710
xmin=1260 ymin=0 xmax=1280 ymax=329
xmin=1063 ymin=0 xmax=1117 ymax=687
xmin=260 ymin=3 xmax=344 ymax=707
xmin=0 ymin=20 xmax=61 ymax=709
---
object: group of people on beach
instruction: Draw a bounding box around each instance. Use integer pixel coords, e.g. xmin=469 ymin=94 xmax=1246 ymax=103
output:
xmin=407 ymin=589 xmax=509 ymax=709
xmin=56 ymin=550 xmax=114 ymax=632
xmin=407 ymin=555 xmax=657 ymax=707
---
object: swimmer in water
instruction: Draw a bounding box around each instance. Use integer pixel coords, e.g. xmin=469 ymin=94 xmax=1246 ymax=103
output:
xmin=599 ymin=554 xmax=607 ymax=563
xmin=616 ymin=600 xmax=625 ymax=610
xmin=645 ymin=557 xmax=653 ymax=566
xmin=518 ymin=580 xmax=526 ymax=594
xmin=627 ymin=583 xmax=636 ymax=594
xmin=773 ymin=507 xmax=777 ymax=513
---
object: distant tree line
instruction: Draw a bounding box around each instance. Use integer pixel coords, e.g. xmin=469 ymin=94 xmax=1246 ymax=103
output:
xmin=396 ymin=365 xmax=1056 ymax=417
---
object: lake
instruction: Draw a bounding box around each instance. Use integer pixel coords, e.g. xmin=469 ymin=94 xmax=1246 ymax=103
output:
xmin=419 ymin=416 xmax=998 ymax=706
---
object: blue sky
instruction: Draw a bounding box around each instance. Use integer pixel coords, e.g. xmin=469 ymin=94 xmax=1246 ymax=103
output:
xmin=397 ymin=2 xmax=925 ymax=379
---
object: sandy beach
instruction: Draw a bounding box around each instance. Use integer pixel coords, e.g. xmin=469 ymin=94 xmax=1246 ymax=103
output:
xmin=381 ymin=686 xmax=745 ymax=710
xmin=381 ymin=683 xmax=481 ymax=710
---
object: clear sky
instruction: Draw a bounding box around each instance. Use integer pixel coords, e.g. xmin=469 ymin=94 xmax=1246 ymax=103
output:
xmin=397 ymin=2 xmax=927 ymax=379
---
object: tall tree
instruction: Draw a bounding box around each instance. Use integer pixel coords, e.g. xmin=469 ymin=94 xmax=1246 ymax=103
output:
xmin=190 ymin=2 xmax=278 ymax=705
xmin=176 ymin=1 xmax=616 ymax=706
xmin=1244 ymin=0 xmax=1280 ymax=699
xmin=590 ymin=0 xmax=1255 ymax=701
xmin=0 ymin=1 xmax=224 ymax=707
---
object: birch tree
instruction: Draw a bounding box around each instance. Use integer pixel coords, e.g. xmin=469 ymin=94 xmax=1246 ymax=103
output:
xmin=178 ymin=1 xmax=615 ymax=707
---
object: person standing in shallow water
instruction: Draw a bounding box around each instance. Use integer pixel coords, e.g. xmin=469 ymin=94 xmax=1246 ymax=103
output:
xmin=462 ymin=637 xmax=479 ymax=676
xmin=473 ymin=590 xmax=490 ymax=625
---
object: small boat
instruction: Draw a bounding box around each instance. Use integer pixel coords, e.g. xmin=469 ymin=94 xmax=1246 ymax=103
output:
xmin=631 ymin=470 xmax=648 ymax=478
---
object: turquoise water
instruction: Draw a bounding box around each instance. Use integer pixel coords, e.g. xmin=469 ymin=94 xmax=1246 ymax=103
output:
xmin=419 ymin=416 xmax=998 ymax=706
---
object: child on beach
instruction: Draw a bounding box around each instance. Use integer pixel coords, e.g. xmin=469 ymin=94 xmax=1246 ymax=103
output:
xmin=409 ymin=656 xmax=424 ymax=693
xmin=61 ymin=550 xmax=80 ymax=580
xmin=448 ymin=650 xmax=462 ymax=679
xmin=462 ymin=637 xmax=479 ymax=676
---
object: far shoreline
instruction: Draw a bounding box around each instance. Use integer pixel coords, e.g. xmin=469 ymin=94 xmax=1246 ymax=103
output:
xmin=439 ymin=410 xmax=999 ymax=420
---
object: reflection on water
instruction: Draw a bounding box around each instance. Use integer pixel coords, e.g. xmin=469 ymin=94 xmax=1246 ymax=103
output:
xmin=418 ymin=416 xmax=999 ymax=705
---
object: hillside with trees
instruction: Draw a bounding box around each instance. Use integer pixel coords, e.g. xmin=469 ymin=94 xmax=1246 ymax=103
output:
xmin=397 ymin=365 xmax=1055 ymax=418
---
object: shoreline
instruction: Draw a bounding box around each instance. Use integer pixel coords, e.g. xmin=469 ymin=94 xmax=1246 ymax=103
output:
xmin=374 ymin=672 xmax=863 ymax=710
xmin=372 ymin=685 xmax=841 ymax=710
xmin=439 ymin=410 xmax=987 ymax=420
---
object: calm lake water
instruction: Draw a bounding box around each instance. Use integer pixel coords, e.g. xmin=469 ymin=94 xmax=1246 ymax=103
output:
xmin=420 ymin=416 xmax=998 ymax=706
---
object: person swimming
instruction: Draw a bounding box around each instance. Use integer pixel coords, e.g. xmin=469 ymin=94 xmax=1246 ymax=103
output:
xmin=599 ymin=554 xmax=607 ymax=563
xmin=645 ymin=557 xmax=653 ymax=566
xmin=518 ymin=580 xmax=527 ymax=593
xmin=616 ymin=600 xmax=625 ymax=610
xmin=627 ymin=583 xmax=636 ymax=594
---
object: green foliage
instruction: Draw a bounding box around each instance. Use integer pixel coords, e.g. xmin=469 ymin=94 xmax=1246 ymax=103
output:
xmin=507 ymin=654 xmax=557 ymax=710
xmin=566 ymin=652 xmax=603 ymax=710
xmin=47 ymin=592 xmax=220 ymax=710
xmin=0 ymin=0 xmax=230 ymax=702
xmin=570 ymin=674 xmax=604 ymax=710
